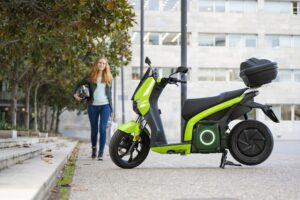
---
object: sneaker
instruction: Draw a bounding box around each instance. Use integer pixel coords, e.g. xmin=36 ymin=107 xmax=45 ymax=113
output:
xmin=98 ymin=152 xmax=103 ymax=160
xmin=91 ymin=147 xmax=97 ymax=159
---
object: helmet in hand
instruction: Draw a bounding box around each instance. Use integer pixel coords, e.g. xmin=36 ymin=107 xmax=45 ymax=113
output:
xmin=76 ymin=84 xmax=90 ymax=100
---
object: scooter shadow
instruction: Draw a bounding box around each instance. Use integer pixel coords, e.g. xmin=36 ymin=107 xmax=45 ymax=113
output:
xmin=111 ymin=165 xmax=266 ymax=171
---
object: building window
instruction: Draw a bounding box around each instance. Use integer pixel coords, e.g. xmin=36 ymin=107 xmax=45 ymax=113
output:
xmin=228 ymin=0 xmax=244 ymax=13
xmin=265 ymin=1 xmax=291 ymax=14
xmin=278 ymin=70 xmax=292 ymax=82
xmin=199 ymin=0 xmax=214 ymax=12
xmin=268 ymin=105 xmax=292 ymax=121
xmin=294 ymin=70 xmax=300 ymax=82
xmin=295 ymin=105 xmax=300 ymax=120
xmin=215 ymin=0 xmax=226 ymax=12
xmin=215 ymin=35 xmax=226 ymax=46
xmin=134 ymin=32 xmax=190 ymax=46
xmin=198 ymin=34 xmax=226 ymax=46
xmin=292 ymin=1 xmax=300 ymax=15
xmin=198 ymin=69 xmax=227 ymax=81
xmin=131 ymin=32 xmax=140 ymax=44
xmin=294 ymin=36 xmax=300 ymax=48
xmin=244 ymin=0 xmax=257 ymax=13
xmin=129 ymin=0 xmax=141 ymax=10
xmin=281 ymin=105 xmax=292 ymax=120
xmin=198 ymin=0 xmax=226 ymax=12
xmin=229 ymin=69 xmax=241 ymax=81
xmin=162 ymin=0 xmax=180 ymax=11
xmin=228 ymin=0 xmax=256 ymax=13
xmin=266 ymin=35 xmax=292 ymax=48
xmin=199 ymin=34 xmax=214 ymax=46
xmin=143 ymin=32 xmax=160 ymax=45
xmin=132 ymin=67 xmax=140 ymax=80
xmin=229 ymin=34 xmax=257 ymax=47
xmin=145 ymin=0 xmax=159 ymax=11
xmin=162 ymin=33 xmax=181 ymax=45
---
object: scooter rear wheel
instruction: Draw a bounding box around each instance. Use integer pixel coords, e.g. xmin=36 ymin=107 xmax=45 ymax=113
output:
xmin=229 ymin=120 xmax=273 ymax=165
xmin=109 ymin=130 xmax=150 ymax=169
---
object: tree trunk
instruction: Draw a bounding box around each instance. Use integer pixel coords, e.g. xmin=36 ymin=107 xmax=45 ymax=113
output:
xmin=10 ymin=78 xmax=18 ymax=128
xmin=55 ymin=108 xmax=61 ymax=133
xmin=33 ymin=83 xmax=40 ymax=131
xmin=24 ymin=81 xmax=32 ymax=129
xmin=50 ymin=106 xmax=56 ymax=131
xmin=38 ymin=104 xmax=43 ymax=131
xmin=44 ymin=105 xmax=48 ymax=131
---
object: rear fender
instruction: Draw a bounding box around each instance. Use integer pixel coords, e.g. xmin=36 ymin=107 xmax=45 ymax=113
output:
xmin=242 ymin=101 xmax=279 ymax=123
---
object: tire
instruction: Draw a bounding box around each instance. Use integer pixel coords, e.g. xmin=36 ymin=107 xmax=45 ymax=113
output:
xmin=229 ymin=120 xmax=273 ymax=165
xmin=109 ymin=130 xmax=150 ymax=169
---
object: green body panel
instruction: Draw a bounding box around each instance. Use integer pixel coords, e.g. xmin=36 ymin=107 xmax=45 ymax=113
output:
xmin=133 ymin=77 xmax=156 ymax=116
xmin=156 ymin=77 xmax=162 ymax=83
xmin=151 ymin=144 xmax=191 ymax=154
xmin=117 ymin=120 xmax=141 ymax=141
xmin=184 ymin=96 xmax=244 ymax=142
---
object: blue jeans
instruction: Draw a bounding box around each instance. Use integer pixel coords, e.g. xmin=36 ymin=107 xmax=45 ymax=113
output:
xmin=88 ymin=104 xmax=111 ymax=153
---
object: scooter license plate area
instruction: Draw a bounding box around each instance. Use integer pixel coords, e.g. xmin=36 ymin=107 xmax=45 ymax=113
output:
xmin=191 ymin=122 xmax=221 ymax=153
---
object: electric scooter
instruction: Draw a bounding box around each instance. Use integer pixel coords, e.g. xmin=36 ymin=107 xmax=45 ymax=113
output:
xmin=109 ymin=57 xmax=279 ymax=169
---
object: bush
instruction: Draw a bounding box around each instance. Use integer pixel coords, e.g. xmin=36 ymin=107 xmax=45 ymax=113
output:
xmin=0 ymin=121 xmax=13 ymax=130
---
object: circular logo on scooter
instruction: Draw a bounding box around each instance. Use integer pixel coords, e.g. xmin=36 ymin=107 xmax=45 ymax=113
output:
xmin=199 ymin=130 xmax=215 ymax=146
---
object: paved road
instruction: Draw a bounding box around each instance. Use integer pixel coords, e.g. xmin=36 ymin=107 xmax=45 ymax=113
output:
xmin=70 ymin=141 xmax=300 ymax=200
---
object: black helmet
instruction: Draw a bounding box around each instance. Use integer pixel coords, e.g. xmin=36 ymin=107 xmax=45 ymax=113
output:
xmin=76 ymin=84 xmax=90 ymax=100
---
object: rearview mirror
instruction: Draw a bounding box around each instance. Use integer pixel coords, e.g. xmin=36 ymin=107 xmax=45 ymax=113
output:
xmin=176 ymin=66 xmax=188 ymax=74
xmin=145 ymin=57 xmax=151 ymax=66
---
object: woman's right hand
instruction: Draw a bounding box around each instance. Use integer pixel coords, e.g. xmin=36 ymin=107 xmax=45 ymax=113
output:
xmin=73 ymin=93 xmax=82 ymax=101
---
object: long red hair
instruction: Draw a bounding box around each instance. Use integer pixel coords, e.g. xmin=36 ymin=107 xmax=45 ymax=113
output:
xmin=88 ymin=57 xmax=113 ymax=85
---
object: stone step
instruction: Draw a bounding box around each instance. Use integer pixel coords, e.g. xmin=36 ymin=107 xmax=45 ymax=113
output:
xmin=0 ymin=139 xmax=78 ymax=200
xmin=0 ymin=145 xmax=43 ymax=171
xmin=0 ymin=138 xmax=39 ymax=149
xmin=0 ymin=137 xmax=58 ymax=149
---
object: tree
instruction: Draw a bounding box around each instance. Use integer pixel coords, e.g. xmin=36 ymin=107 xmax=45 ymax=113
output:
xmin=0 ymin=0 xmax=135 ymax=132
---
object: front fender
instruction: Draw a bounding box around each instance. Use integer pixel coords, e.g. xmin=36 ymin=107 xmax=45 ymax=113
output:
xmin=118 ymin=120 xmax=141 ymax=134
xmin=117 ymin=120 xmax=150 ymax=141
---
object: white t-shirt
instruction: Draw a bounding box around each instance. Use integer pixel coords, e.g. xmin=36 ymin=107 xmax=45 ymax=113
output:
xmin=92 ymin=77 xmax=109 ymax=106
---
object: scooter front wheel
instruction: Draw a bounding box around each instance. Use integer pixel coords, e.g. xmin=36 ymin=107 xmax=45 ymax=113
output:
xmin=229 ymin=120 xmax=274 ymax=165
xmin=109 ymin=130 xmax=150 ymax=169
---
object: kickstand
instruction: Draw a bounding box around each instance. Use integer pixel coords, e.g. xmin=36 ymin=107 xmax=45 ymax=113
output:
xmin=219 ymin=150 xmax=242 ymax=169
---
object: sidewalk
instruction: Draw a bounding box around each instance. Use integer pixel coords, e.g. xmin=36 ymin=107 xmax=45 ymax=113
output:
xmin=70 ymin=142 xmax=300 ymax=200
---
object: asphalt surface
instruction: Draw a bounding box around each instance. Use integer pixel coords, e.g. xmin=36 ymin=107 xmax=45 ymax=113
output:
xmin=69 ymin=140 xmax=300 ymax=200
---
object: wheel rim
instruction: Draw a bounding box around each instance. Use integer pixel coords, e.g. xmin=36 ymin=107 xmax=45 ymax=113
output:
xmin=237 ymin=128 xmax=266 ymax=157
xmin=117 ymin=135 xmax=145 ymax=164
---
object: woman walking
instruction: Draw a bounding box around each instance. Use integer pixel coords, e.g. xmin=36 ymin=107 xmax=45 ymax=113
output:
xmin=73 ymin=57 xmax=113 ymax=160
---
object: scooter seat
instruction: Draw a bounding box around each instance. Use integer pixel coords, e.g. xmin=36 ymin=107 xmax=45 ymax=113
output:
xmin=182 ymin=88 xmax=248 ymax=121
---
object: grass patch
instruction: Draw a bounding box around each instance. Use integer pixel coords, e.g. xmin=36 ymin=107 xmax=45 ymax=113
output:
xmin=54 ymin=142 xmax=80 ymax=200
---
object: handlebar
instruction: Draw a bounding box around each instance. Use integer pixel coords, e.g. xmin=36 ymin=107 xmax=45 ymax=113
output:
xmin=163 ymin=77 xmax=186 ymax=84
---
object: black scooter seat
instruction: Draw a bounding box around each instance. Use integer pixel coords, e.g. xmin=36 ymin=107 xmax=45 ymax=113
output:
xmin=182 ymin=88 xmax=248 ymax=121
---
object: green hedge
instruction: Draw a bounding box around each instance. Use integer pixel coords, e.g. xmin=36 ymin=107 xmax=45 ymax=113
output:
xmin=0 ymin=121 xmax=13 ymax=130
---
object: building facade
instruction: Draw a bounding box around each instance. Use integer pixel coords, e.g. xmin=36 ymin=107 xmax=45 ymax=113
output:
xmin=118 ymin=0 xmax=300 ymax=141
xmin=59 ymin=0 xmax=300 ymax=141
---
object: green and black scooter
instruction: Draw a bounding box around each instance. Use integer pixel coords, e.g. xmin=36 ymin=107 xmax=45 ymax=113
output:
xmin=109 ymin=57 xmax=279 ymax=169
